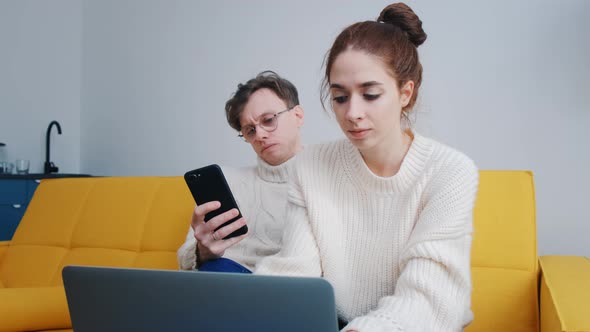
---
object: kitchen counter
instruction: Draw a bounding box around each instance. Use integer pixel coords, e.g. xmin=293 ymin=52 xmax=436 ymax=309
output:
xmin=0 ymin=173 xmax=92 ymax=180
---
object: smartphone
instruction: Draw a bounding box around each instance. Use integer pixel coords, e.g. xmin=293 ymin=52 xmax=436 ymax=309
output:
xmin=184 ymin=164 xmax=247 ymax=239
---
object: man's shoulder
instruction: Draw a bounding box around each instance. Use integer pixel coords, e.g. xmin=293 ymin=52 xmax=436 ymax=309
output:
xmin=219 ymin=165 xmax=257 ymax=185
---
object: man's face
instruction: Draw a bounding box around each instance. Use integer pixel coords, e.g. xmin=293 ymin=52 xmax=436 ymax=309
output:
xmin=239 ymin=88 xmax=304 ymax=166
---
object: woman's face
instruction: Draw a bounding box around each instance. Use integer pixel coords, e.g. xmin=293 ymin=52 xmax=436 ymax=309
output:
xmin=329 ymin=49 xmax=412 ymax=153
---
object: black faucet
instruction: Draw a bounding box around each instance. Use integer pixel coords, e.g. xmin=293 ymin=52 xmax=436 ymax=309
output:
xmin=44 ymin=120 xmax=62 ymax=174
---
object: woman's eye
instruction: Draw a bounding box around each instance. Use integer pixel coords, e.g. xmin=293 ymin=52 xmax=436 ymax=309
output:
xmin=364 ymin=94 xmax=380 ymax=101
xmin=332 ymin=96 xmax=348 ymax=104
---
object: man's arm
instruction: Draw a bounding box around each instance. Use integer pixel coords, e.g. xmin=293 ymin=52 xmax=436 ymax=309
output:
xmin=176 ymin=203 xmax=248 ymax=270
xmin=177 ymin=226 xmax=197 ymax=270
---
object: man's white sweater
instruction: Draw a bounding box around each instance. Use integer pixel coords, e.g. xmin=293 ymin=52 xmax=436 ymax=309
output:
xmin=177 ymin=157 xmax=293 ymax=271
xmin=255 ymin=133 xmax=479 ymax=332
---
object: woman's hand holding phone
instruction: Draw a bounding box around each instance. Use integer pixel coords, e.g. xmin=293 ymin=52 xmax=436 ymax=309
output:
xmin=191 ymin=201 xmax=248 ymax=263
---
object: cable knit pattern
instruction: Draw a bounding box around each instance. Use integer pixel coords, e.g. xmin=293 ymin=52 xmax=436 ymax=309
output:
xmin=255 ymin=133 xmax=479 ymax=332
xmin=176 ymin=157 xmax=293 ymax=271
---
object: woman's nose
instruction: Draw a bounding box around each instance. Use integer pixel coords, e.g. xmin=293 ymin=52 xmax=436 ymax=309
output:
xmin=345 ymin=96 xmax=365 ymax=121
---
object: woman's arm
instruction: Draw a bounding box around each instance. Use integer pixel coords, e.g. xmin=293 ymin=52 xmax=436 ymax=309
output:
xmin=254 ymin=175 xmax=322 ymax=277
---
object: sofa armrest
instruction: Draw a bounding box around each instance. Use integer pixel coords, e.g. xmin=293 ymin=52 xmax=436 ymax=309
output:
xmin=0 ymin=241 xmax=7 ymax=288
xmin=0 ymin=241 xmax=9 ymax=264
xmin=539 ymin=255 xmax=590 ymax=332
xmin=0 ymin=286 xmax=71 ymax=332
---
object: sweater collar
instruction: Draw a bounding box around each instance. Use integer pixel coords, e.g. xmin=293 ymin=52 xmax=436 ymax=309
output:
xmin=256 ymin=156 xmax=295 ymax=183
xmin=342 ymin=132 xmax=433 ymax=194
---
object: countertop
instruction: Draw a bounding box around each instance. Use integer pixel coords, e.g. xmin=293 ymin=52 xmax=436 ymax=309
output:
xmin=0 ymin=173 xmax=92 ymax=180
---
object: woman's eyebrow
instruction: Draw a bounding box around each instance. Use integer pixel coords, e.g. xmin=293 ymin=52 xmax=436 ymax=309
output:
xmin=360 ymin=81 xmax=382 ymax=87
xmin=329 ymin=83 xmax=346 ymax=90
xmin=330 ymin=81 xmax=383 ymax=89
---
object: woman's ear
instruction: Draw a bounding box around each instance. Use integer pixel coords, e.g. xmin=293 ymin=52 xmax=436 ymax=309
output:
xmin=400 ymin=81 xmax=414 ymax=108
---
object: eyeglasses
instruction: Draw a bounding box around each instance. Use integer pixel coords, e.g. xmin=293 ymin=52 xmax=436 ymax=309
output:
xmin=238 ymin=106 xmax=296 ymax=142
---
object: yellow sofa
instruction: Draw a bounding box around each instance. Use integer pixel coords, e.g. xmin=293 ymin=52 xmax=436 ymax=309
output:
xmin=0 ymin=172 xmax=588 ymax=332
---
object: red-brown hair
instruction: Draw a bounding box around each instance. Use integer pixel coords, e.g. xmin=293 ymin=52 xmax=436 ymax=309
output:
xmin=321 ymin=3 xmax=427 ymax=117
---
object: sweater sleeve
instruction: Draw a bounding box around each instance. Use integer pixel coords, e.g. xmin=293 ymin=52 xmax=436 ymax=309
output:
xmin=176 ymin=226 xmax=197 ymax=270
xmin=254 ymin=173 xmax=322 ymax=277
xmin=345 ymin=159 xmax=479 ymax=332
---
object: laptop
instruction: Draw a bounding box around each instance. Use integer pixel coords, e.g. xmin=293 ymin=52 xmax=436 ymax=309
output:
xmin=62 ymin=265 xmax=339 ymax=332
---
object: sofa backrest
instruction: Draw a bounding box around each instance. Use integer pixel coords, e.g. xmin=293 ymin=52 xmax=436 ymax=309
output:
xmin=0 ymin=172 xmax=541 ymax=331
xmin=0 ymin=177 xmax=194 ymax=288
xmin=468 ymin=171 xmax=539 ymax=332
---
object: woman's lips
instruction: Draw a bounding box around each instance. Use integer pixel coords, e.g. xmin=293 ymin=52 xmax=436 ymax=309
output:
xmin=348 ymin=129 xmax=370 ymax=139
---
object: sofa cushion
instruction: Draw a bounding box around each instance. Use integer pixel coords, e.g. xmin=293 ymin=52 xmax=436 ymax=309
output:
xmin=470 ymin=267 xmax=538 ymax=331
xmin=0 ymin=177 xmax=194 ymax=288
xmin=0 ymin=286 xmax=70 ymax=332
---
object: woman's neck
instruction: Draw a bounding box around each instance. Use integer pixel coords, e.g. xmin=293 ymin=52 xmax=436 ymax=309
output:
xmin=360 ymin=129 xmax=413 ymax=177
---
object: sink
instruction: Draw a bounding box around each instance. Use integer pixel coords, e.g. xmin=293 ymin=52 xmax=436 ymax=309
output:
xmin=0 ymin=173 xmax=92 ymax=179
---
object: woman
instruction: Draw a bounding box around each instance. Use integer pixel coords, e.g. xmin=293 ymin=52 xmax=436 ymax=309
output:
xmin=255 ymin=3 xmax=479 ymax=331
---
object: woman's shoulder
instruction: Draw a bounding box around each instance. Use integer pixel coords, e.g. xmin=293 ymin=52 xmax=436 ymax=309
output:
xmin=291 ymin=139 xmax=350 ymax=181
xmin=421 ymin=135 xmax=477 ymax=175
xmin=301 ymin=139 xmax=347 ymax=156
xmin=296 ymin=139 xmax=348 ymax=165
xmin=418 ymin=135 xmax=479 ymax=190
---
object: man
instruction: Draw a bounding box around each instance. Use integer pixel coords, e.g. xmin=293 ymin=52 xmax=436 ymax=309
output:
xmin=177 ymin=71 xmax=304 ymax=272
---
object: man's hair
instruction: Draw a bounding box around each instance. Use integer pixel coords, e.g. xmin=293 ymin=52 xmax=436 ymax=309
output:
xmin=225 ymin=71 xmax=299 ymax=132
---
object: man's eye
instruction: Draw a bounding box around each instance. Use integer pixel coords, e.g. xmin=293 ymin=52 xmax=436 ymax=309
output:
xmin=364 ymin=94 xmax=380 ymax=101
xmin=261 ymin=116 xmax=275 ymax=126
xmin=332 ymin=96 xmax=348 ymax=104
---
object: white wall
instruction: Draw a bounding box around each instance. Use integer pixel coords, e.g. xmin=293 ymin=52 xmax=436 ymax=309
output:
xmin=80 ymin=0 xmax=351 ymax=176
xmin=81 ymin=0 xmax=590 ymax=256
xmin=3 ymin=0 xmax=589 ymax=256
xmin=416 ymin=1 xmax=590 ymax=257
xmin=0 ymin=0 xmax=81 ymax=174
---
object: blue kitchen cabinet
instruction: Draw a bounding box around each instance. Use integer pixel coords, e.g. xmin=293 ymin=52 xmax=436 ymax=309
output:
xmin=0 ymin=179 xmax=39 ymax=240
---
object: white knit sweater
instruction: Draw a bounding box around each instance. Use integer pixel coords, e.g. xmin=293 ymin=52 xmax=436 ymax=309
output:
xmin=177 ymin=157 xmax=293 ymax=271
xmin=255 ymin=133 xmax=479 ymax=332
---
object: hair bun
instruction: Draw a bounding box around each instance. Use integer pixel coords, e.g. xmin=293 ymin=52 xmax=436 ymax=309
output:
xmin=377 ymin=2 xmax=427 ymax=47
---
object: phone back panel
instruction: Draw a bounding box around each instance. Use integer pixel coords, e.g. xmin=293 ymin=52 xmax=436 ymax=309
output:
xmin=184 ymin=164 xmax=247 ymax=238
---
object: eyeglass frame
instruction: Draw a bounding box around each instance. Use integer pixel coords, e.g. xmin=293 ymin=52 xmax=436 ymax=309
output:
xmin=237 ymin=105 xmax=297 ymax=142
